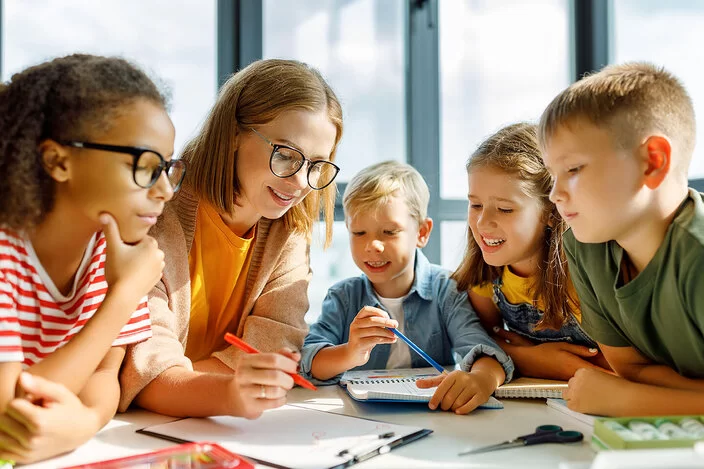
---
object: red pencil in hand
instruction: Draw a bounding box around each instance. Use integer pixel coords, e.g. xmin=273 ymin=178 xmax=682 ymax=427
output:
xmin=224 ymin=332 xmax=317 ymax=391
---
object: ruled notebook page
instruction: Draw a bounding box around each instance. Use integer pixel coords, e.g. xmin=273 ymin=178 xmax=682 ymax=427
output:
xmin=340 ymin=368 xmax=504 ymax=408
xmin=346 ymin=377 xmax=436 ymax=401
xmin=494 ymin=377 xmax=568 ymax=399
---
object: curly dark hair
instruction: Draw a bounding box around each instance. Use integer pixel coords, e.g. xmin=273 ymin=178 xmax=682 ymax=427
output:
xmin=0 ymin=53 xmax=170 ymax=231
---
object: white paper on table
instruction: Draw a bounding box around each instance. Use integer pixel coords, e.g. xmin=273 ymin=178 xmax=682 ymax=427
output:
xmin=138 ymin=404 xmax=431 ymax=469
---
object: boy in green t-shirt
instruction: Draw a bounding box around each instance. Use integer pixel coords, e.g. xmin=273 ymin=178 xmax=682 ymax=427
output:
xmin=538 ymin=62 xmax=704 ymax=417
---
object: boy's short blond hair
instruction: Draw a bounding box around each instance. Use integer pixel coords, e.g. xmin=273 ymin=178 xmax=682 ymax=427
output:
xmin=343 ymin=161 xmax=429 ymax=223
xmin=539 ymin=62 xmax=696 ymax=177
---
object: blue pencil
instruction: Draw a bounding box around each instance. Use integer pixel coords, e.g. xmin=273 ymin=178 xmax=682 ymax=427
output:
xmin=388 ymin=328 xmax=447 ymax=375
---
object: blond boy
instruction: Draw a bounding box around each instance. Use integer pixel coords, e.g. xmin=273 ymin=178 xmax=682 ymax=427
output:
xmin=300 ymin=161 xmax=513 ymax=414
xmin=539 ymin=62 xmax=704 ymax=416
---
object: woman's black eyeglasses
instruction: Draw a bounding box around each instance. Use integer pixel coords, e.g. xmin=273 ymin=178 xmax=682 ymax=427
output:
xmin=250 ymin=128 xmax=339 ymax=190
xmin=61 ymin=141 xmax=186 ymax=192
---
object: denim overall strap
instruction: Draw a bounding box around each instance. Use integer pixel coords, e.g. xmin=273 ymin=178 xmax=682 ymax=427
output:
xmin=492 ymin=274 xmax=596 ymax=348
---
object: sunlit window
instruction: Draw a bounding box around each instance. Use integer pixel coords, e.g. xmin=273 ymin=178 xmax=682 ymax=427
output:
xmin=2 ymin=0 xmax=217 ymax=156
xmin=263 ymin=0 xmax=406 ymax=320
xmin=263 ymin=0 xmax=406 ymax=183
xmin=436 ymin=0 xmax=572 ymax=274
xmin=612 ymin=0 xmax=704 ymax=179
xmin=439 ymin=0 xmax=571 ymax=199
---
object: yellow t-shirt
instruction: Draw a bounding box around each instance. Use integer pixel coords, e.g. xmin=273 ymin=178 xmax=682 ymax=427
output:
xmin=471 ymin=266 xmax=581 ymax=322
xmin=187 ymin=202 xmax=255 ymax=362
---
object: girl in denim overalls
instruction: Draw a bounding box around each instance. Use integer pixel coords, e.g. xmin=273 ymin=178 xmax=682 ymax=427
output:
xmin=452 ymin=123 xmax=610 ymax=381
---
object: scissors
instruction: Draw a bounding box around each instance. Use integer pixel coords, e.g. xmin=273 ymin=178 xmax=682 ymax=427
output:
xmin=458 ymin=424 xmax=583 ymax=456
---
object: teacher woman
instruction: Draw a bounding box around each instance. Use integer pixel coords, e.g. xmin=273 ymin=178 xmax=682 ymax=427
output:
xmin=118 ymin=59 xmax=343 ymax=419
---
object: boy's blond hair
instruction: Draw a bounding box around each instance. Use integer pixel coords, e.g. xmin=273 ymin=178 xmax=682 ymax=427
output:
xmin=538 ymin=62 xmax=696 ymax=178
xmin=343 ymin=161 xmax=429 ymax=223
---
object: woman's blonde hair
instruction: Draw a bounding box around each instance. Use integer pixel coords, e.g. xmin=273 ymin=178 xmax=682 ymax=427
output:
xmin=451 ymin=122 xmax=577 ymax=330
xmin=182 ymin=59 xmax=343 ymax=246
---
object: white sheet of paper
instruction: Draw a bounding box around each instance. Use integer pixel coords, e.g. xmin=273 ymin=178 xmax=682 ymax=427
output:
xmin=140 ymin=404 xmax=429 ymax=469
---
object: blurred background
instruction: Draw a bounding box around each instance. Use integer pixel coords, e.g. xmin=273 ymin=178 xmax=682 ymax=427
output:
xmin=4 ymin=0 xmax=702 ymax=322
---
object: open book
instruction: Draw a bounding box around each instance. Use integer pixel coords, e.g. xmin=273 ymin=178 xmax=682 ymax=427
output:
xmin=339 ymin=368 xmax=504 ymax=409
xmin=494 ymin=377 xmax=568 ymax=399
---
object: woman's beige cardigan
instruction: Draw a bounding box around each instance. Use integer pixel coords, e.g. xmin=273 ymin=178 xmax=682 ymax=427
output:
xmin=118 ymin=185 xmax=311 ymax=411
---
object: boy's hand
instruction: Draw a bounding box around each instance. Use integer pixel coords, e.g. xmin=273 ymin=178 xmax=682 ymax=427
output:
xmin=563 ymin=367 xmax=628 ymax=415
xmin=225 ymin=349 xmax=299 ymax=419
xmin=101 ymin=213 xmax=165 ymax=302
xmin=416 ymin=369 xmax=495 ymax=415
xmin=344 ymin=307 xmax=398 ymax=368
xmin=0 ymin=373 xmax=99 ymax=464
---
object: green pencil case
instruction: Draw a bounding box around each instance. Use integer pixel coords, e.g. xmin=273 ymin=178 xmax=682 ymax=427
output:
xmin=592 ymin=415 xmax=704 ymax=451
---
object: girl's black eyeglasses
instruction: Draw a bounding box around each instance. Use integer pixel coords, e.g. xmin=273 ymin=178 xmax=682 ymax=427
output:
xmin=61 ymin=141 xmax=186 ymax=192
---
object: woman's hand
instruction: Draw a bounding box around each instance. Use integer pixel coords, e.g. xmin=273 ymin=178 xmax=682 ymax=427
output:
xmin=493 ymin=329 xmax=606 ymax=381
xmin=226 ymin=348 xmax=300 ymax=419
xmin=0 ymin=373 xmax=100 ymax=464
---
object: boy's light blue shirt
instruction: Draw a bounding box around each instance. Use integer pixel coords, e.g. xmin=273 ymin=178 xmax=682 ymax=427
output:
xmin=301 ymin=249 xmax=514 ymax=384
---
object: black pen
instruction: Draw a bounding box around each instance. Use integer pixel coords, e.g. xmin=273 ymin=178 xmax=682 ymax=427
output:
xmin=336 ymin=432 xmax=396 ymax=457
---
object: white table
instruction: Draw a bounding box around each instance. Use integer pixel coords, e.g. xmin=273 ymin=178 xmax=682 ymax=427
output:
xmin=22 ymin=411 xmax=177 ymax=469
xmin=290 ymin=386 xmax=595 ymax=469
xmin=24 ymin=385 xmax=597 ymax=469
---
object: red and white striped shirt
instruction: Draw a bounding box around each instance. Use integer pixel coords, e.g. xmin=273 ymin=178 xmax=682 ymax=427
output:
xmin=0 ymin=229 xmax=152 ymax=367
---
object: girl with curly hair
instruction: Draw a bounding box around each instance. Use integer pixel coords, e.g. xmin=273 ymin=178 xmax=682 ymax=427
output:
xmin=0 ymin=54 xmax=184 ymax=463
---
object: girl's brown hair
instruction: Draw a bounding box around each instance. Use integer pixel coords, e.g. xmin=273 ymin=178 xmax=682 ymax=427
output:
xmin=0 ymin=54 xmax=168 ymax=232
xmin=451 ymin=122 xmax=577 ymax=330
xmin=182 ymin=59 xmax=343 ymax=247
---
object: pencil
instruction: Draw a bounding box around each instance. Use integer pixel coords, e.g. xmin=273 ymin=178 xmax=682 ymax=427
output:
xmin=387 ymin=328 xmax=448 ymax=375
xmin=224 ymin=332 xmax=317 ymax=391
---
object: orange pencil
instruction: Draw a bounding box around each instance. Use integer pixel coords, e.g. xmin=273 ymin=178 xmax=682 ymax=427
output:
xmin=224 ymin=332 xmax=317 ymax=391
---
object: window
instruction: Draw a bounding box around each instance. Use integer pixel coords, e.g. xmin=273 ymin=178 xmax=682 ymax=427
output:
xmin=612 ymin=0 xmax=704 ymax=179
xmin=263 ymin=0 xmax=406 ymax=321
xmin=2 ymin=0 xmax=217 ymax=156
xmin=437 ymin=0 xmax=572 ymax=270
xmin=307 ymin=222 xmax=359 ymax=323
xmin=439 ymin=0 xmax=572 ymax=200
xmin=263 ymin=0 xmax=406 ymax=183
xmin=440 ymin=221 xmax=467 ymax=273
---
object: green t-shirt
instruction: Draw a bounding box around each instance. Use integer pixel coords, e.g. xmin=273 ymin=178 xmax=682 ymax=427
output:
xmin=564 ymin=188 xmax=704 ymax=379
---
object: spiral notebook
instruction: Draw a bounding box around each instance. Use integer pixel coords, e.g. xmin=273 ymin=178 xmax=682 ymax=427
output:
xmin=494 ymin=377 xmax=568 ymax=399
xmin=339 ymin=368 xmax=503 ymax=409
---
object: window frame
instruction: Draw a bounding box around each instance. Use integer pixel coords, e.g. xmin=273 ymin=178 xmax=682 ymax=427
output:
xmin=226 ymin=0 xmax=704 ymax=266
xmin=2 ymin=0 xmax=701 ymax=263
